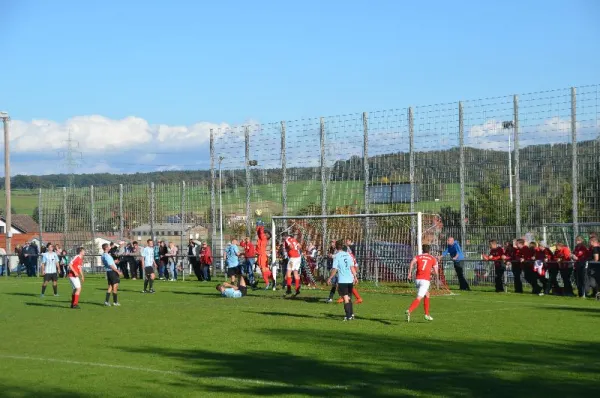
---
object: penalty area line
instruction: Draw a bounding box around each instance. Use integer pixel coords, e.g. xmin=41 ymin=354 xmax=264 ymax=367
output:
xmin=0 ymin=354 xmax=347 ymax=392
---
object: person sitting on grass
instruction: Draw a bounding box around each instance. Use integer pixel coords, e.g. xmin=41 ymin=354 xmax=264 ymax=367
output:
xmin=216 ymin=276 xmax=248 ymax=298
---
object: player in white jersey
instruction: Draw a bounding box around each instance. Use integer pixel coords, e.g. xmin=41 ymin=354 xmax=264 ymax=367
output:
xmin=40 ymin=244 xmax=60 ymax=297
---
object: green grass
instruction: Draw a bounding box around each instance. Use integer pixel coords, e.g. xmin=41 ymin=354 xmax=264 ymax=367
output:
xmin=0 ymin=276 xmax=599 ymax=397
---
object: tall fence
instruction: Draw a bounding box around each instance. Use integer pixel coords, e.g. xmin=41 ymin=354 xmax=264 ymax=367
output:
xmin=23 ymin=84 xmax=600 ymax=261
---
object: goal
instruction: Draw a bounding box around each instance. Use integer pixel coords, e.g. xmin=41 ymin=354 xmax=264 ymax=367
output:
xmin=271 ymin=212 xmax=452 ymax=295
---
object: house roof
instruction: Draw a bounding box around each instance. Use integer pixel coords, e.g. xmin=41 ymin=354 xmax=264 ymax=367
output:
xmin=0 ymin=233 xmax=39 ymax=250
xmin=132 ymin=223 xmax=195 ymax=232
xmin=1 ymin=214 xmax=40 ymax=233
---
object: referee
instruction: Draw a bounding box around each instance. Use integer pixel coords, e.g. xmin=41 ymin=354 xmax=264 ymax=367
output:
xmin=40 ymin=244 xmax=60 ymax=297
xmin=102 ymin=243 xmax=123 ymax=306
xmin=327 ymin=240 xmax=358 ymax=321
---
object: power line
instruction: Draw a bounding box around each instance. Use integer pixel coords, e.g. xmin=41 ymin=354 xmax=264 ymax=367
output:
xmin=58 ymin=129 xmax=83 ymax=187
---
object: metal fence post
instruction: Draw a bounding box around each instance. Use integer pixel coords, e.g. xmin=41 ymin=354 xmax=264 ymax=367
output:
xmin=409 ymin=107 xmax=416 ymax=255
xmin=149 ymin=182 xmax=155 ymax=241
xmin=320 ymin=117 xmax=328 ymax=262
xmin=363 ymin=112 xmax=373 ymax=284
xmin=210 ymin=129 xmax=217 ymax=250
xmin=459 ymin=101 xmax=467 ymax=248
xmin=90 ymin=185 xmax=96 ymax=259
xmin=38 ymin=188 xmax=43 ymax=249
xmin=513 ymin=95 xmax=522 ymax=238
xmin=119 ymin=184 xmax=124 ymax=241
xmin=571 ymin=87 xmax=579 ymax=243
xmin=281 ymin=121 xmax=288 ymax=217
xmin=181 ymin=180 xmax=186 ymax=279
xmin=245 ymin=126 xmax=252 ymax=236
xmin=62 ymin=187 xmax=68 ymax=250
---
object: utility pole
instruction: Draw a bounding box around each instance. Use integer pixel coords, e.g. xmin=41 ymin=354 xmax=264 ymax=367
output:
xmin=58 ymin=129 xmax=82 ymax=188
xmin=1 ymin=112 xmax=11 ymax=261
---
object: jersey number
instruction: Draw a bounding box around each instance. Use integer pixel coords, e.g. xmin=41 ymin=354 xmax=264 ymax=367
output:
xmin=421 ymin=259 xmax=428 ymax=271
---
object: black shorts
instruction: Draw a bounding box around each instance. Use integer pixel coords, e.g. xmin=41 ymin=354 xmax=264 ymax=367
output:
xmin=43 ymin=273 xmax=58 ymax=282
xmin=338 ymin=283 xmax=354 ymax=297
xmin=144 ymin=266 xmax=154 ymax=276
xmin=239 ymin=286 xmax=248 ymax=297
xmin=226 ymin=266 xmax=241 ymax=277
xmin=107 ymin=271 xmax=120 ymax=285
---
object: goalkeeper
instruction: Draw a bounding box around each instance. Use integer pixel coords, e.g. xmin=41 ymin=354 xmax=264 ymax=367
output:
xmin=256 ymin=219 xmax=274 ymax=289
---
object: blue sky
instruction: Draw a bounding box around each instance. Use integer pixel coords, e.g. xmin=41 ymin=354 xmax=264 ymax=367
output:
xmin=0 ymin=0 xmax=598 ymax=175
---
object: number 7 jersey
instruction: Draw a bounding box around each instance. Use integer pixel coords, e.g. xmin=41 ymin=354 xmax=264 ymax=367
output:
xmin=415 ymin=254 xmax=438 ymax=281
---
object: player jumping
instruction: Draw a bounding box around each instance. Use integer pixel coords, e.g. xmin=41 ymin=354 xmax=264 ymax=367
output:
xmin=256 ymin=221 xmax=275 ymax=290
xmin=283 ymin=233 xmax=302 ymax=296
xmin=406 ymin=244 xmax=439 ymax=322
xmin=67 ymin=247 xmax=85 ymax=309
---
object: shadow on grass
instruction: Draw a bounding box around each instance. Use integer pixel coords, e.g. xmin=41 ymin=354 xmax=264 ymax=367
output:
xmin=25 ymin=302 xmax=66 ymax=309
xmin=540 ymin=306 xmax=600 ymax=315
xmin=0 ymin=379 xmax=90 ymax=397
xmin=120 ymin=330 xmax=600 ymax=397
xmin=249 ymin=311 xmax=395 ymax=325
xmin=4 ymin=292 xmax=39 ymax=297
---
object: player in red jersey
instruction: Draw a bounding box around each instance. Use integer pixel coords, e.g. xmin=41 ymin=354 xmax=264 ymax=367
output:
xmin=336 ymin=243 xmax=363 ymax=304
xmin=482 ymin=240 xmax=505 ymax=292
xmin=283 ymin=233 xmax=302 ymax=296
xmin=572 ymin=236 xmax=589 ymax=297
xmin=255 ymin=222 xmax=274 ymax=290
xmin=405 ymin=245 xmax=439 ymax=322
xmin=554 ymin=242 xmax=574 ymax=296
xmin=68 ymin=247 xmax=86 ymax=309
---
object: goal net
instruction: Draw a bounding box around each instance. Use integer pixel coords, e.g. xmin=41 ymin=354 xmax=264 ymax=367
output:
xmin=271 ymin=212 xmax=452 ymax=296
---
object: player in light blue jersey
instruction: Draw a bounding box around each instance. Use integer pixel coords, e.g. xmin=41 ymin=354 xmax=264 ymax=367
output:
xmin=40 ymin=244 xmax=60 ymax=297
xmin=216 ymin=276 xmax=248 ymax=298
xmin=102 ymin=243 xmax=123 ymax=306
xmin=141 ymin=239 xmax=156 ymax=293
xmin=327 ymin=240 xmax=358 ymax=321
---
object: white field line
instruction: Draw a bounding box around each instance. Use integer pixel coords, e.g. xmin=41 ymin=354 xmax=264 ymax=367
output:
xmin=0 ymin=354 xmax=347 ymax=391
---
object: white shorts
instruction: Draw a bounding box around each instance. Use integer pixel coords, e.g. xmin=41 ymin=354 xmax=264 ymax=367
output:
xmin=69 ymin=276 xmax=81 ymax=290
xmin=415 ymin=279 xmax=431 ymax=298
xmin=288 ymin=257 xmax=301 ymax=272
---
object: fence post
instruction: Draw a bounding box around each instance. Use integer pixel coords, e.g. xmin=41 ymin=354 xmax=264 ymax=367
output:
xmin=149 ymin=182 xmax=155 ymax=241
xmin=320 ymin=117 xmax=328 ymax=263
xmin=513 ymin=95 xmax=521 ymax=238
xmin=181 ymin=180 xmax=186 ymax=279
xmin=38 ymin=188 xmax=43 ymax=249
xmin=210 ymin=129 xmax=217 ymax=253
xmin=62 ymin=187 xmax=68 ymax=250
xmin=244 ymin=126 xmax=252 ymax=236
xmin=90 ymin=185 xmax=96 ymax=263
xmin=459 ymin=101 xmax=467 ymax=248
xmin=119 ymin=184 xmax=124 ymax=241
xmin=362 ymin=112 xmax=372 ymax=284
xmin=409 ymin=107 xmax=416 ymax=255
xmin=281 ymin=121 xmax=288 ymax=217
xmin=571 ymin=87 xmax=579 ymax=243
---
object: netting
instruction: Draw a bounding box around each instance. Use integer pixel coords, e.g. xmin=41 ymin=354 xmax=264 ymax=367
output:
xmin=271 ymin=213 xmax=451 ymax=295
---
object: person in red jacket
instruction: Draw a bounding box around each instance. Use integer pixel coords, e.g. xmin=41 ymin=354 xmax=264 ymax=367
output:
xmin=256 ymin=221 xmax=274 ymax=289
xmin=199 ymin=242 xmax=213 ymax=282
xmin=572 ymin=236 xmax=589 ymax=297
xmin=554 ymin=242 xmax=574 ymax=296
xmin=530 ymin=242 xmax=548 ymax=296
xmin=503 ymin=241 xmax=521 ymax=293
xmin=482 ymin=240 xmax=505 ymax=292
xmin=539 ymin=242 xmax=559 ymax=295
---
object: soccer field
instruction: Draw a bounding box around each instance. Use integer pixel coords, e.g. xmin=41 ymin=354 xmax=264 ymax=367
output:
xmin=0 ymin=277 xmax=599 ymax=398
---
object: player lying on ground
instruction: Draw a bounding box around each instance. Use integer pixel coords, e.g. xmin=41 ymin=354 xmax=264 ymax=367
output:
xmin=327 ymin=240 xmax=358 ymax=321
xmin=67 ymin=247 xmax=85 ymax=309
xmin=216 ymin=276 xmax=248 ymax=298
xmin=406 ymin=244 xmax=439 ymax=322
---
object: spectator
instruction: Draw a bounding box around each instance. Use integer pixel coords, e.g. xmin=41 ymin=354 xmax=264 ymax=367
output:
xmin=539 ymin=242 xmax=560 ymax=295
xmin=158 ymin=241 xmax=168 ymax=280
xmin=240 ymin=237 xmax=257 ymax=287
xmin=23 ymin=241 xmax=39 ymax=277
xmin=440 ymin=237 xmax=470 ymax=291
xmin=199 ymin=242 xmax=213 ymax=281
xmin=482 ymin=240 xmax=504 ymax=292
xmin=188 ymin=239 xmax=202 ymax=281
xmin=529 ymin=242 xmax=548 ymax=296
xmin=554 ymin=242 xmax=574 ymax=297
xmin=130 ymin=241 xmax=142 ymax=280
xmin=0 ymin=247 xmax=8 ymax=277
xmin=58 ymin=249 xmax=69 ymax=278
xmin=166 ymin=241 xmax=178 ymax=281
xmin=15 ymin=245 xmax=25 ymax=277
xmin=503 ymin=241 xmax=522 ymax=293
xmin=572 ymin=236 xmax=589 ymax=298
xmin=154 ymin=240 xmax=163 ymax=279
xmin=588 ymin=237 xmax=600 ymax=299
xmin=515 ymin=239 xmax=537 ymax=294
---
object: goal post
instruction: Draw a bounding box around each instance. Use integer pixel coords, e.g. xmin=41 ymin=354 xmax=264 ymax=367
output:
xmin=271 ymin=212 xmax=452 ymax=295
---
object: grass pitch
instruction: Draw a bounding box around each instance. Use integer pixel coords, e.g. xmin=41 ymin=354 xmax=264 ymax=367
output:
xmin=0 ymin=275 xmax=599 ymax=397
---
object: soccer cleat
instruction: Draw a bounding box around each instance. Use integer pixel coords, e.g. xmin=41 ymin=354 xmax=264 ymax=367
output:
xmin=336 ymin=298 xmax=344 ymax=304
xmin=538 ymin=292 xmax=545 ymax=297
xmin=72 ymin=305 xmax=81 ymax=309
xmin=149 ymin=289 xmax=156 ymax=294
xmin=405 ymin=310 xmax=411 ymax=323
xmin=285 ymin=287 xmax=292 ymax=295
xmin=141 ymin=290 xmax=147 ymax=293
xmin=104 ymin=302 xmax=111 ymax=306
xmin=343 ymin=316 xmax=355 ymax=322
xmin=294 ymin=288 xmax=301 ymax=296
xmin=264 ymin=284 xmax=270 ymax=290
xmin=40 ymin=294 xmax=44 ymax=298
xmin=54 ymin=294 xmax=59 ymax=297
xmin=326 ymin=298 xmax=333 ymax=303
xmin=272 ymin=286 xmax=277 ymax=291
xmin=424 ymin=315 xmax=434 ymax=321
xmin=113 ymin=302 xmax=121 ymax=307
xmin=355 ymin=298 xmax=363 ymax=304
